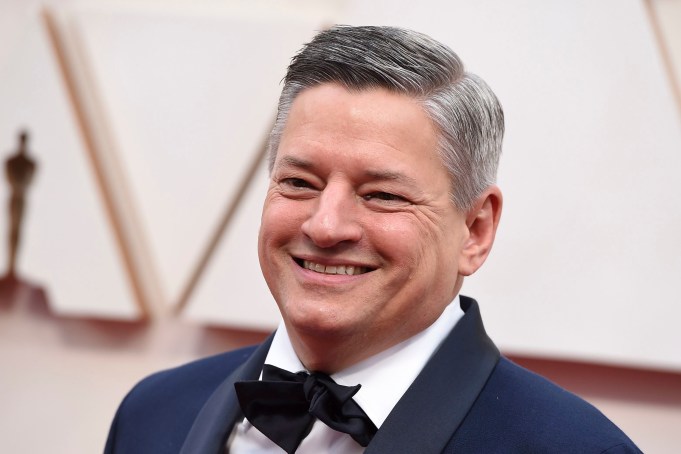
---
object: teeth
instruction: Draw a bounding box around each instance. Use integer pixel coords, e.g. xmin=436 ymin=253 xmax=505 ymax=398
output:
xmin=303 ymin=260 xmax=366 ymax=275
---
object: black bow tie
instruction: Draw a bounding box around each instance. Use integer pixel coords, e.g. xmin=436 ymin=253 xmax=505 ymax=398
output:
xmin=234 ymin=364 xmax=377 ymax=453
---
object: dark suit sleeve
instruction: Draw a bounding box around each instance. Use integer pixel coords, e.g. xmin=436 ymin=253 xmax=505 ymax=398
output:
xmin=104 ymin=391 xmax=130 ymax=454
xmin=601 ymin=442 xmax=644 ymax=454
xmin=102 ymin=346 xmax=260 ymax=454
xmin=442 ymin=358 xmax=643 ymax=454
xmin=103 ymin=403 xmax=121 ymax=453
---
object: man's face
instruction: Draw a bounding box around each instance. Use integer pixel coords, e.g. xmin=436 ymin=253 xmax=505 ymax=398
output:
xmin=258 ymin=83 xmax=471 ymax=364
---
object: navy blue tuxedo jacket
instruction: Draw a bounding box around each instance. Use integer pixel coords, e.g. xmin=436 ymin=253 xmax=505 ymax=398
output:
xmin=105 ymin=297 xmax=641 ymax=453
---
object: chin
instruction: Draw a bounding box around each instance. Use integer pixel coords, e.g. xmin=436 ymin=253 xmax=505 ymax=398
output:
xmin=283 ymin=304 xmax=357 ymax=339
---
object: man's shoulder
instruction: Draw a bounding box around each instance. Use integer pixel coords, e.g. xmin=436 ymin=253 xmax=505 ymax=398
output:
xmin=133 ymin=344 xmax=259 ymax=395
xmin=105 ymin=344 xmax=259 ymax=454
xmin=120 ymin=344 xmax=259 ymax=416
xmin=449 ymin=357 xmax=642 ymax=453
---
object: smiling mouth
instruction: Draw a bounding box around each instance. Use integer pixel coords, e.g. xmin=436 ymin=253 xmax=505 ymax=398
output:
xmin=294 ymin=258 xmax=371 ymax=275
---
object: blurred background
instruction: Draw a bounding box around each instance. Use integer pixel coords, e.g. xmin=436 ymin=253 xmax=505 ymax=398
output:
xmin=1 ymin=0 xmax=680 ymax=452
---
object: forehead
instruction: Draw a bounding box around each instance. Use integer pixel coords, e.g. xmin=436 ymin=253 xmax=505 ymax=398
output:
xmin=275 ymin=83 xmax=445 ymax=173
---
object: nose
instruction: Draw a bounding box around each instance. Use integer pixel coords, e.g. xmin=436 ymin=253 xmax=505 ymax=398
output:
xmin=301 ymin=183 xmax=362 ymax=248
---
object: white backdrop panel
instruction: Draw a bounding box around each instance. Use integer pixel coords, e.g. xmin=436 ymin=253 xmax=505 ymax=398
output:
xmin=185 ymin=159 xmax=280 ymax=329
xmin=0 ymin=17 xmax=138 ymax=318
xmin=72 ymin=6 xmax=327 ymax=307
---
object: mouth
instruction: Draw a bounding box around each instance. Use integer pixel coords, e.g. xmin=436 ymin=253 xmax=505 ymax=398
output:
xmin=293 ymin=258 xmax=372 ymax=276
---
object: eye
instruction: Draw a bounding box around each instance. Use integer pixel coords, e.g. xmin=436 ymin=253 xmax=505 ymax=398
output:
xmin=278 ymin=177 xmax=319 ymax=199
xmin=363 ymin=192 xmax=407 ymax=203
xmin=282 ymin=178 xmax=313 ymax=189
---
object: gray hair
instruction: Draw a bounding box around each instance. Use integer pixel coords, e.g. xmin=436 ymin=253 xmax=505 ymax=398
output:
xmin=267 ymin=25 xmax=504 ymax=210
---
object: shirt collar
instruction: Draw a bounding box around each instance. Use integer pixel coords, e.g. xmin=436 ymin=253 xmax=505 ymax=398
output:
xmin=263 ymin=295 xmax=464 ymax=428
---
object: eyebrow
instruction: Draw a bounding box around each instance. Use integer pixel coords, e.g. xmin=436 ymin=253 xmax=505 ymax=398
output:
xmin=364 ymin=169 xmax=421 ymax=189
xmin=277 ymin=155 xmax=313 ymax=170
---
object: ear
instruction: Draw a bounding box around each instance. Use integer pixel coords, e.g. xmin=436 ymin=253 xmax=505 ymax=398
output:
xmin=458 ymin=185 xmax=503 ymax=277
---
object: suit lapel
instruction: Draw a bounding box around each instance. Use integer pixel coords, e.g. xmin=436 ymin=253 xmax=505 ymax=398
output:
xmin=365 ymin=297 xmax=500 ymax=454
xmin=179 ymin=334 xmax=274 ymax=454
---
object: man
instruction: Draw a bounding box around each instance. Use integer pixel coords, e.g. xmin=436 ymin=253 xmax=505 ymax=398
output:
xmin=105 ymin=26 xmax=641 ymax=453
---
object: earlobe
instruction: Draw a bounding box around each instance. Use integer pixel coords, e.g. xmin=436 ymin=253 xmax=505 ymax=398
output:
xmin=458 ymin=186 xmax=503 ymax=276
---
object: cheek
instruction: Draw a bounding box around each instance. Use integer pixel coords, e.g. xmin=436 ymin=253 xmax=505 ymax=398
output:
xmin=260 ymin=198 xmax=306 ymax=244
xmin=366 ymin=223 xmax=430 ymax=287
xmin=259 ymin=202 xmax=294 ymax=277
xmin=375 ymin=215 xmax=442 ymax=264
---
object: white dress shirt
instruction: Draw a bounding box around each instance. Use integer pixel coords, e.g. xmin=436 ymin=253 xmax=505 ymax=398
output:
xmin=229 ymin=295 xmax=464 ymax=453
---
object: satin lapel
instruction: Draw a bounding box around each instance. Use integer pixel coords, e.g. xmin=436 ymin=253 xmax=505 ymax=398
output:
xmin=179 ymin=334 xmax=274 ymax=454
xmin=365 ymin=297 xmax=500 ymax=454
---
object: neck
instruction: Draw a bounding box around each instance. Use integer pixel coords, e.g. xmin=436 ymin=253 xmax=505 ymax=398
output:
xmin=286 ymin=318 xmax=437 ymax=374
xmin=288 ymin=331 xmax=382 ymax=374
